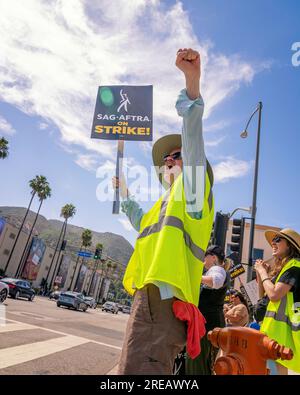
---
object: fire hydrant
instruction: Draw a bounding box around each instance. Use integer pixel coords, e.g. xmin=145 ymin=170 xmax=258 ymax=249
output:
xmin=207 ymin=327 xmax=293 ymax=375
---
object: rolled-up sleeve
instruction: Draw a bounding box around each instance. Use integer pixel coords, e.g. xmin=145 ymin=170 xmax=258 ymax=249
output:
xmin=121 ymin=196 xmax=144 ymax=232
xmin=175 ymin=89 xmax=206 ymax=218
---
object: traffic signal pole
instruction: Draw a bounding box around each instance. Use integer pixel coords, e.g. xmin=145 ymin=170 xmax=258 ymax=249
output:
xmin=247 ymin=103 xmax=262 ymax=282
xmin=87 ymin=247 xmax=102 ymax=296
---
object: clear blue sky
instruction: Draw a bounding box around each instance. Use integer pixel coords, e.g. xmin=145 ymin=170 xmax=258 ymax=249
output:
xmin=0 ymin=0 xmax=299 ymax=246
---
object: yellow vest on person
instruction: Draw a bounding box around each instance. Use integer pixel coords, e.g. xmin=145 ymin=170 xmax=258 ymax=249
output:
xmin=123 ymin=171 xmax=214 ymax=306
xmin=261 ymin=258 xmax=300 ymax=372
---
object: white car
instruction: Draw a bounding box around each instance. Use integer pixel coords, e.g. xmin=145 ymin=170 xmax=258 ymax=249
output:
xmin=84 ymin=296 xmax=97 ymax=309
xmin=122 ymin=306 xmax=131 ymax=314
xmin=0 ymin=281 xmax=9 ymax=303
xmin=102 ymin=301 xmax=119 ymax=314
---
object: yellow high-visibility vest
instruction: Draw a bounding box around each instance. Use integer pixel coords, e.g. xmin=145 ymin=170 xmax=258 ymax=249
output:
xmin=123 ymin=171 xmax=214 ymax=306
xmin=261 ymin=258 xmax=300 ymax=372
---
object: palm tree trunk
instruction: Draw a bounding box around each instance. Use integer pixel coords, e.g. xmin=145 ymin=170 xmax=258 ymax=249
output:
xmin=4 ymin=192 xmax=36 ymax=274
xmin=16 ymin=198 xmax=43 ymax=278
xmin=95 ymin=261 xmax=104 ymax=302
xmin=50 ymin=219 xmax=68 ymax=289
xmin=49 ymin=220 xmax=67 ymax=289
xmin=45 ymin=220 xmax=66 ymax=285
xmin=95 ymin=275 xmax=103 ymax=303
xmin=70 ymin=242 xmax=83 ymax=290
xmin=87 ymin=259 xmax=98 ymax=295
xmin=98 ymin=265 xmax=109 ymax=303
xmin=73 ymin=249 xmax=86 ymax=292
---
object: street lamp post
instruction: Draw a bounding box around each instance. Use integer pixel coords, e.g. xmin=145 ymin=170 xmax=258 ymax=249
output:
xmin=240 ymin=101 xmax=263 ymax=282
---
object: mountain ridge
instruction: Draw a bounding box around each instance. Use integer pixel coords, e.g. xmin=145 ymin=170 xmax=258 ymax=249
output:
xmin=0 ymin=206 xmax=133 ymax=267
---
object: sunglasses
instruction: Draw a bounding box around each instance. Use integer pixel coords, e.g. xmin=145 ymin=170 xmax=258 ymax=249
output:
xmin=272 ymin=236 xmax=283 ymax=244
xmin=163 ymin=151 xmax=182 ymax=162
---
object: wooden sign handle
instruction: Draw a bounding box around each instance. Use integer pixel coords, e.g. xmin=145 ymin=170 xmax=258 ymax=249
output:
xmin=112 ymin=139 xmax=125 ymax=214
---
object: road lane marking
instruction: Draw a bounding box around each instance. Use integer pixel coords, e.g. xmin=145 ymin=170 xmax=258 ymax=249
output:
xmin=6 ymin=311 xmax=60 ymax=322
xmin=0 ymin=336 xmax=89 ymax=369
xmin=0 ymin=322 xmax=36 ymax=333
xmin=4 ymin=318 xmax=122 ymax=351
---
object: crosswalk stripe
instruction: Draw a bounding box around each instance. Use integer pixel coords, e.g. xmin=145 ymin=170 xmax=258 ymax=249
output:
xmin=0 ymin=336 xmax=89 ymax=369
xmin=4 ymin=318 xmax=122 ymax=350
xmin=0 ymin=322 xmax=35 ymax=333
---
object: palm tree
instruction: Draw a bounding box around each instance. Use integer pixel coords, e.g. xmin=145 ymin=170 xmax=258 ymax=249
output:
xmin=16 ymin=183 xmax=52 ymax=277
xmin=48 ymin=204 xmax=76 ymax=289
xmin=72 ymin=229 xmax=92 ymax=291
xmin=95 ymin=255 xmax=105 ymax=302
xmin=105 ymin=262 xmax=119 ymax=300
xmin=0 ymin=137 xmax=9 ymax=159
xmin=97 ymin=259 xmax=115 ymax=302
xmin=4 ymin=175 xmax=48 ymax=275
xmin=87 ymin=243 xmax=103 ymax=295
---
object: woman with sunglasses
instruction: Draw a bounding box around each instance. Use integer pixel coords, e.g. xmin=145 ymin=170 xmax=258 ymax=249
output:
xmin=254 ymin=228 xmax=300 ymax=375
xmin=186 ymin=245 xmax=231 ymax=375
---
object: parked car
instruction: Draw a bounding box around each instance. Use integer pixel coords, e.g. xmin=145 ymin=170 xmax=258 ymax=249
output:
xmin=0 ymin=281 xmax=9 ymax=303
xmin=49 ymin=291 xmax=61 ymax=300
xmin=84 ymin=296 xmax=97 ymax=309
xmin=0 ymin=278 xmax=35 ymax=301
xmin=102 ymin=301 xmax=119 ymax=314
xmin=57 ymin=291 xmax=88 ymax=312
xmin=122 ymin=305 xmax=131 ymax=314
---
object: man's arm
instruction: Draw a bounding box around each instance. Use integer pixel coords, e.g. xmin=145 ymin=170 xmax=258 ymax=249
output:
xmin=175 ymin=48 xmax=200 ymax=100
xmin=175 ymin=48 xmax=206 ymax=218
xmin=112 ymin=175 xmax=143 ymax=232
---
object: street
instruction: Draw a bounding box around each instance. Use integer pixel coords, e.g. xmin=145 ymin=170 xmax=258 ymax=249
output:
xmin=0 ymin=296 xmax=128 ymax=375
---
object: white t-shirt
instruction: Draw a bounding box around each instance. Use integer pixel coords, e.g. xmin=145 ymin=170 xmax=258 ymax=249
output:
xmin=203 ymin=266 xmax=227 ymax=289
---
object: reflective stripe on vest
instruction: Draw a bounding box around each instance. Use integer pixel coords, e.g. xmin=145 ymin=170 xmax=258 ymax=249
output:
xmin=264 ymin=295 xmax=300 ymax=332
xmin=137 ymin=188 xmax=207 ymax=262
xmin=261 ymin=258 xmax=300 ymax=372
xmin=122 ymin=171 xmax=214 ymax=306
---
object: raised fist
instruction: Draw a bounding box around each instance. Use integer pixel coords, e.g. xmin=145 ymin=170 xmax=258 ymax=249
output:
xmin=175 ymin=48 xmax=201 ymax=80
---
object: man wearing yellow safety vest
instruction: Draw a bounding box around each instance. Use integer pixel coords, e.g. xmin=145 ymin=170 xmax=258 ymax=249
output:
xmin=113 ymin=48 xmax=214 ymax=375
xmin=255 ymin=228 xmax=300 ymax=374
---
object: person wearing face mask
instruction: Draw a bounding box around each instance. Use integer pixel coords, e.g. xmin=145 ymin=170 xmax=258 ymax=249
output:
xmin=112 ymin=48 xmax=214 ymax=375
xmin=254 ymin=228 xmax=300 ymax=375
xmin=185 ymin=245 xmax=231 ymax=375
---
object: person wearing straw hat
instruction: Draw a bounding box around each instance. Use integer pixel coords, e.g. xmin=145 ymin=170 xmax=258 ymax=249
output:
xmin=254 ymin=228 xmax=300 ymax=375
xmin=113 ymin=48 xmax=214 ymax=375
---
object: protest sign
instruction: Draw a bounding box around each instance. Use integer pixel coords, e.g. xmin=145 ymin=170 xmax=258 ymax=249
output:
xmin=91 ymin=85 xmax=153 ymax=141
xmin=229 ymin=263 xmax=246 ymax=279
xmin=91 ymin=85 xmax=153 ymax=214
xmin=244 ymin=279 xmax=259 ymax=305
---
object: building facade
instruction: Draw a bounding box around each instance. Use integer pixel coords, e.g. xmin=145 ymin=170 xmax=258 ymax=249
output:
xmin=225 ymin=220 xmax=281 ymax=287
xmin=0 ymin=218 xmax=108 ymax=300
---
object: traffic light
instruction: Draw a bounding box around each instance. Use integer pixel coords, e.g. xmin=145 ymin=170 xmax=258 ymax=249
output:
xmin=209 ymin=212 xmax=229 ymax=250
xmin=94 ymin=247 xmax=102 ymax=260
xmin=61 ymin=240 xmax=67 ymax=251
xmin=229 ymin=218 xmax=245 ymax=263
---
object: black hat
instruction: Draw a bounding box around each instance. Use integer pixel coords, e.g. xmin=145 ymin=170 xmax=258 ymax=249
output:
xmin=205 ymin=245 xmax=225 ymax=261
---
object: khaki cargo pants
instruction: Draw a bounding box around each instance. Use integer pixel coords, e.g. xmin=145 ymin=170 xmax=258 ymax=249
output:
xmin=118 ymin=284 xmax=186 ymax=375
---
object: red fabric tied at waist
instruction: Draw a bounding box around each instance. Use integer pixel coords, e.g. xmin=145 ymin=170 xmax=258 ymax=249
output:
xmin=172 ymin=300 xmax=206 ymax=359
